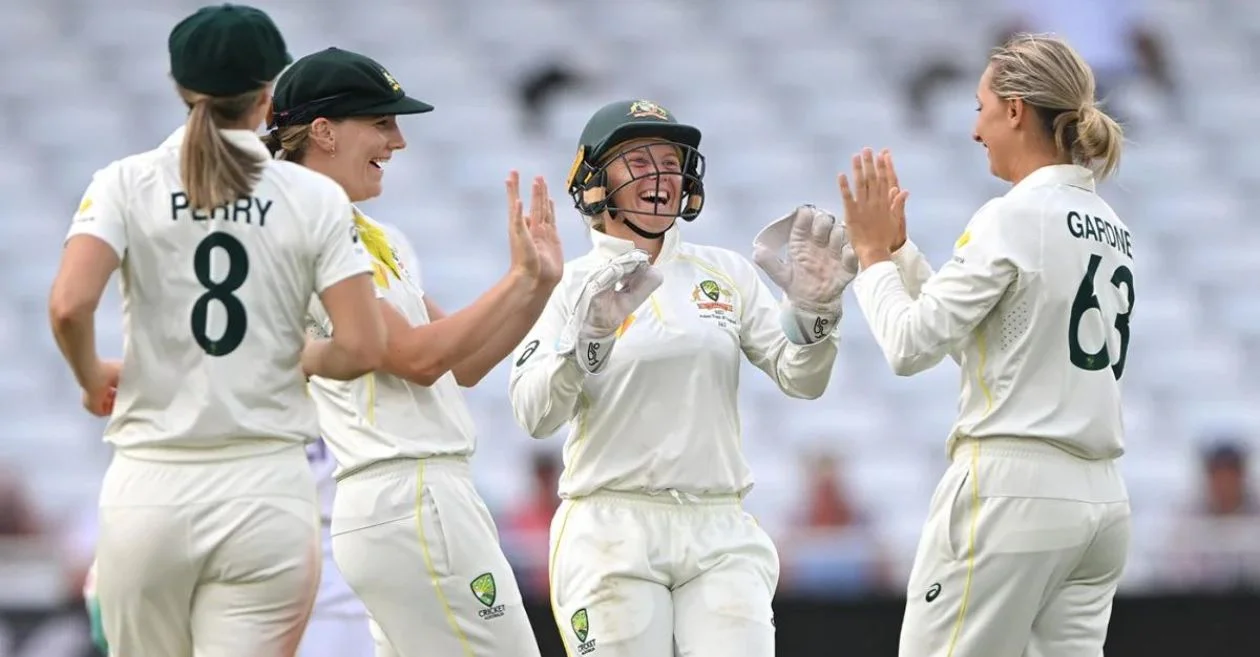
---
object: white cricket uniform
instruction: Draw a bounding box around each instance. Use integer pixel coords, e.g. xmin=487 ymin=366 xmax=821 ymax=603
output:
xmin=306 ymin=212 xmax=540 ymax=657
xmin=508 ymin=226 xmax=840 ymax=657
xmin=297 ymin=437 xmax=375 ymax=657
xmin=852 ymin=165 xmax=1132 ymax=657
xmin=67 ymin=125 xmax=372 ymax=657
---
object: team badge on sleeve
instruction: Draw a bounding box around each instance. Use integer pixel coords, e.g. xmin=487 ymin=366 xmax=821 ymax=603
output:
xmin=73 ymin=196 xmax=95 ymax=223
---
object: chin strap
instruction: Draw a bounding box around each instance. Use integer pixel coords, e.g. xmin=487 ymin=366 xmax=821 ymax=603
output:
xmin=609 ymin=206 xmax=674 ymax=240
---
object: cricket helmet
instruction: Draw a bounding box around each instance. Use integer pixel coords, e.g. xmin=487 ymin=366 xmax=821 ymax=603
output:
xmin=566 ymin=99 xmax=706 ymax=239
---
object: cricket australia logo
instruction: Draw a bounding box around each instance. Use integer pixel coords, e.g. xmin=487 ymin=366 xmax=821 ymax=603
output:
xmin=627 ymin=99 xmax=669 ymax=120
xmin=691 ymin=279 xmax=737 ymax=329
xmin=571 ymin=608 xmax=596 ymax=654
xmin=470 ymin=573 xmax=505 ymax=620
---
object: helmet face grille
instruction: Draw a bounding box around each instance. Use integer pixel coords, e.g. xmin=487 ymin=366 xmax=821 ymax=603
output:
xmin=570 ymin=140 xmax=706 ymax=223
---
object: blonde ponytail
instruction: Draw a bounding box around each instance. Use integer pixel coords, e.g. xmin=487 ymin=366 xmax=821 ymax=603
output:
xmin=1072 ymin=106 xmax=1123 ymax=181
xmin=177 ymin=86 xmax=267 ymax=210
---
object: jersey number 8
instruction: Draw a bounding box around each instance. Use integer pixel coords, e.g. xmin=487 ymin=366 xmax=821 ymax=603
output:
xmin=1067 ymin=253 xmax=1134 ymax=381
xmin=190 ymin=233 xmax=249 ymax=357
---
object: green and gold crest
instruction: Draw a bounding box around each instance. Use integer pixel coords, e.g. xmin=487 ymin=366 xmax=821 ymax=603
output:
xmin=627 ymin=99 xmax=669 ymax=120
xmin=699 ymin=280 xmax=721 ymax=302
xmin=470 ymin=573 xmax=496 ymax=608
xmin=571 ymin=608 xmax=589 ymax=643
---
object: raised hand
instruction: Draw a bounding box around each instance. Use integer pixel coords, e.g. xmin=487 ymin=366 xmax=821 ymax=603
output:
xmin=558 ymin=249 xmax=663 ymax=374
xmin=882 ymin=149 xmax=910 ymax=251
xmin=752 ymin=205 xmax=848 ymax=315
xmin=507 ymin=171 xmax=564 ymax=287
xmin=583 ymin=251 xmax=663 ymax=338
xmin=839 ymin=148 xmax=899 ymax=266
xmin=526 ymin=176 xmax=564 ymax=287
xmin=506 ymin=170 xmax=542 ymax=281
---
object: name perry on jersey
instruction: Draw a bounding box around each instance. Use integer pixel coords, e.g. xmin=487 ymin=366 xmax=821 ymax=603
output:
xmin=1067 ymin=210 xmax=1131 ymax=259
xmin=171 ymin=192 xmax=273 ymax=227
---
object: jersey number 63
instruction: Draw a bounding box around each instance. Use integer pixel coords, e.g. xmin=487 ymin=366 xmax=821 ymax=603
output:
xmin=1068 ymin=253 xmax=1134 ymax=381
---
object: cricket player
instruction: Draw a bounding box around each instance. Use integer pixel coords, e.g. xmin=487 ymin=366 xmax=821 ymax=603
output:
xmin=840 ymin=34 xmax=1132 ymax=657
xmin=507 ymin=99 xmax=879 ymax=657
xmin=267 ymin=47 xmax=560 ymax=657
xmin=47 ymin=6 xmax=387 ymax=656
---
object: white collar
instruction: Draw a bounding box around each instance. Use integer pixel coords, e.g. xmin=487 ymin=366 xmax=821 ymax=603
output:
xmin=1010 ymin=164 xmax=1096 ymax=194
xmin=588 ymin=223 xmax=683 ymax=262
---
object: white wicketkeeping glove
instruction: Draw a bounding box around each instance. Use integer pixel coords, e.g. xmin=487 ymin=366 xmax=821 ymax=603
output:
xmin=557 ymin=249 xmax=664 ymax=374
xmin=752 ymin=205 xmax=858 ymax=345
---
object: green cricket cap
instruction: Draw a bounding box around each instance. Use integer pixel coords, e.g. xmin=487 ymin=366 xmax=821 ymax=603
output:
xmin=168 ymin=4 xmax=291 ymax=96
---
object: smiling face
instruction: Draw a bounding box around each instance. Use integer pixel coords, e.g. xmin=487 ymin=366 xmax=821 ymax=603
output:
xmin=602 ymin=138 xmax=685 ymax=234
xmin=317 ymin=115 xmax=407 ymax=202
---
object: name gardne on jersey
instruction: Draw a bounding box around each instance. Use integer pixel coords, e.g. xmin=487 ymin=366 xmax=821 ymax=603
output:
xmin=1067 ymin=210 xmax=1131 ymax=258
xmin=170 ymin=191 xmax=274 ymax=226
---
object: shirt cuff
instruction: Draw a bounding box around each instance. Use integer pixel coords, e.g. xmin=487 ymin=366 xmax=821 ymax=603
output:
xmin=854 ymin=259 xmax=899 ymax=289
xmin=891 ymin=240 xmax=921 ymax=269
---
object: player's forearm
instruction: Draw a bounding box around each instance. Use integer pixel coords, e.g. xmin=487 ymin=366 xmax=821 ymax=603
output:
xmin=771 ymin=336 xmax=839 ymax=399
xmin=49 ymin=308 xmax=105 ymax=390
xmin=450 ymin=288 xmax=553 ymax=387
xmin=302 ymin=338 xmax=380 ymax=381
xmin=853 ymin=262 xmax=954 ymax=376
xmin=390 ymin=271 xmax=539 ymax=386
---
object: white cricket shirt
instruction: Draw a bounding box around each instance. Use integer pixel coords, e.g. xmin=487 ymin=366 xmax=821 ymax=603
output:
xmin=307 ymin=212 xmax=476 ymax=480
xmin=853 ymin=164 xmax=1134 ymax=460
xmin=65 ymin=127 xmax=372 ymax=461
xmin=509 ymin=227 xmax=840 ymax=498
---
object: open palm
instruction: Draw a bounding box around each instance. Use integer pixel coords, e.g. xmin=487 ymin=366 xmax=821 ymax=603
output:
xmin=530 ymin=210 xmax=564 ymax=286
xmin=505 ymin=172 xmax=563 ymax=287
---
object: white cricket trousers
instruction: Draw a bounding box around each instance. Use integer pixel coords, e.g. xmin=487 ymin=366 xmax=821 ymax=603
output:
xmin=899 ymin=438 xmax=1131 ymax=657
xmin=549 ymin=491 xmax=779 ymax=657
xmin=95 ymin=444 xmax=321 ymax=657
xmin=330 ymin=456 xmax=541 ymax=657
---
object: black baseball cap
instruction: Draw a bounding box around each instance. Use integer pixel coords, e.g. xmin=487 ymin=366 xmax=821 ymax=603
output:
xmin=270 ymin=47 xmax=434 ymax=128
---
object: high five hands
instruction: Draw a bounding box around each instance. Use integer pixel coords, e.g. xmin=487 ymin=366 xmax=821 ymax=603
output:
xmin=838 ymin=148 xmax=909 ymax=269
xmin=505 ymin=170 xmax=564 ymax=289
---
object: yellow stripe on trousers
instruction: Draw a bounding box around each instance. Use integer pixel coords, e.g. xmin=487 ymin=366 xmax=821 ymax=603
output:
xmin=547 ymin=501 xmax=580 ymax=657
xmin=414 ymin=460 xmax=475 ymax=656
xmin=945 ymin=441 xmax=982 ymax=657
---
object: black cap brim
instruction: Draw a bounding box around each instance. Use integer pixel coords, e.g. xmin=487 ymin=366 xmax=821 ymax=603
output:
xmin=348 ymin=95 xmax=435 ymax=117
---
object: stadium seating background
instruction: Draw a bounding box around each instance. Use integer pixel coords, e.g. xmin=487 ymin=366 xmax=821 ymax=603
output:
xmin=1 ymin=1 xmax=1258 ymax=643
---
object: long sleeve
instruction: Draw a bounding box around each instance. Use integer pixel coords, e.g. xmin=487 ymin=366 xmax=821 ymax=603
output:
xmin=891 ymin=238 xmax=966 ymax=366
xmin=739 ymin=260 xmax=839 ymax=400
xmin=508 ymin=282 xmax=586 ymax=438
xmin=890 ymin=240 xmax=935 ymax=298
xmin=852 ymin=199 xmax=1025 ymax=377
